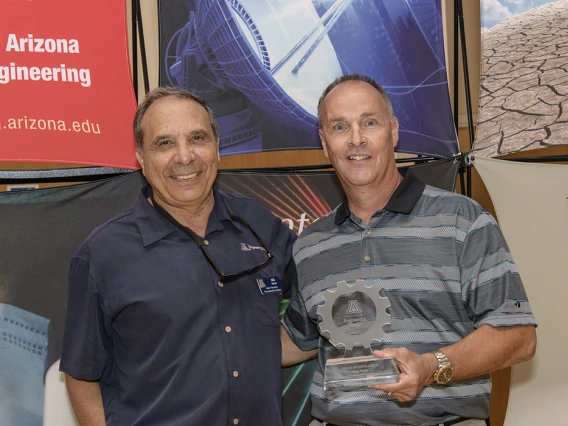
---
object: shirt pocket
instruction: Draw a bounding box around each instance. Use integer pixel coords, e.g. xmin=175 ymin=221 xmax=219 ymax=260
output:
xmin=246 ymin=276 xmax=282 ymax=328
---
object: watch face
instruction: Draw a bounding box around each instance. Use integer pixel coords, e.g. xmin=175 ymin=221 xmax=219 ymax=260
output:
xmin=436 ymin=366 xmax=453 ymax=384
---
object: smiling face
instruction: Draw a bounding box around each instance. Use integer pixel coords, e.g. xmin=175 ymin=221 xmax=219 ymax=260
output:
xmin=135 ymin=96 xmax=220 ymax=216
xmin=318 ymin=80 xmax=399 ymax=197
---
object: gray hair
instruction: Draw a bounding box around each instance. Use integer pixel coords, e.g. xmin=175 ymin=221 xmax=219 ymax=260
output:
xmin=317 ymin=74 xmax=394 ymax=126
xmin=133 ymin=86 xmax=220 ymax=150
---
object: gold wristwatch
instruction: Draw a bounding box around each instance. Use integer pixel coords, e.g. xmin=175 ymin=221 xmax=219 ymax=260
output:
xmin=432 ymin=350 xmax=453 ymax=384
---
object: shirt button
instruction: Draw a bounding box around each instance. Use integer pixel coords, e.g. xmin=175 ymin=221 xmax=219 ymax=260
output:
xmin=233 ymin=419 xmax=239 ymax=425
xmin=225 ymin=326 xmax=232 ymax=333
xmin=365 ymin=230 xmax=371 ymax=237
xmin=204 ymin=239 xmax=209 ymax=245
xmin=233 ymin=370 xmax=239 ymax=378
xmin=218 ymin=281 xmax=224 ymax=288
xmin=364 ymin=255 xmax=371 ymax=262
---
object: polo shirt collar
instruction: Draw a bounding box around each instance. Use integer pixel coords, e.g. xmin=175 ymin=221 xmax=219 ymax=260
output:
xmin=206 ymin=189 xmax=232 ymax=234
xmin=334 ymin=168 xmax=426 ymax=225
xmin=134 ymin=186 xmax=231 ymax=247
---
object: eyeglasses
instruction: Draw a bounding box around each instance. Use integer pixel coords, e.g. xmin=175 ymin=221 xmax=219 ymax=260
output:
xmin=199 ymin=214 xmax=273 ymax=283
xmin=150 ymin=190 xmax=273 ymax=283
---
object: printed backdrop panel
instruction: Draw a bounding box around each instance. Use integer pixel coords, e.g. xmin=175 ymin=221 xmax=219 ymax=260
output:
xmin=158 ymin=0 xmax=458 ymax=158
xmin=0 ymin=160 xmax=457 ymax=425
xmin=475 ymin=0 xmax=568 ymax=157
xmin=0 ymin=0 xmax=138 ymax=168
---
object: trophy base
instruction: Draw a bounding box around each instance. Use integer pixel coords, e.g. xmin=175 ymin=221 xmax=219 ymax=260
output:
xmin=323 ymin=356 xmax=399 ymax=390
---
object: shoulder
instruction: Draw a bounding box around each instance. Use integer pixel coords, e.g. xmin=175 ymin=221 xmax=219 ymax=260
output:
xmin=217 ymin=189 xmax=278 ymax=222
xmin=418 ymin=185 xmax=488 ymax=221
xmin=415 ymin=186 xmax=501 ymax=243
xmin=216 ymin=190 xmax=297 ymax=247
xmin=293 ymin=206 xmax=340 ymax=257
xmin=298 ymin=207 xmax=339 ymax=238
xmin=74 ymin=206 xmax=137 ymax=259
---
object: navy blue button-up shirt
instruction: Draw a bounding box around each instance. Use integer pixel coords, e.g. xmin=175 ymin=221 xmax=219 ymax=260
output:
xmin=61 ymin=187 xmax=296 ymax=425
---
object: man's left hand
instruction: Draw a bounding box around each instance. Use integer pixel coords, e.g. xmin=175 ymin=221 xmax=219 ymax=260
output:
xmin=368 ymin=348 xmax=437 ymax=402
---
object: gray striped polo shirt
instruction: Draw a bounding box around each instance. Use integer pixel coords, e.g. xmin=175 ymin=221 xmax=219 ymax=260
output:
xmin=283 ymin=170 xmax=536 ymax=426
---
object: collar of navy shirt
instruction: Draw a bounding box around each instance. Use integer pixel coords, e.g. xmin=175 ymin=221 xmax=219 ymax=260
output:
xmin=147 ymin=186 xmax=273 ymax=283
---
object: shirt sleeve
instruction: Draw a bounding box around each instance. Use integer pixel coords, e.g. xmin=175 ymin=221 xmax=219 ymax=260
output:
xmin=282 ymin=273 xmax=320 ymax=351
xmin=281 ymin=257 xmax=297 ymax=299
xmin=268 ymin=218 xmax=297 ymax=296
xmin=459 ymin=210 xmax=537 ymax=329
xmin=59 ymin=255 xmax=111 ymax=380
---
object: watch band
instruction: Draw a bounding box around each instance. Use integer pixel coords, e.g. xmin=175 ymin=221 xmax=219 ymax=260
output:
xmin=432 ymin=350 xmax=450 ymax=367
xmin=432 ymin=350 xmax=453 ymax=384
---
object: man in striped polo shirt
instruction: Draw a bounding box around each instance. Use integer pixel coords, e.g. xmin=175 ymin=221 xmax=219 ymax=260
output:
xmin=280 ymin=75 xmax=537 ymax=426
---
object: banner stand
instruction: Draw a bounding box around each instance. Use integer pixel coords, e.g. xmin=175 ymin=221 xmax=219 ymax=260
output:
xmin=0 ymin=156 xmax=443 ymax=184
xmin=453 ymin=0 xmax=475 ymax=198
xmin=131 ymin=0 xmax=150 ymax=100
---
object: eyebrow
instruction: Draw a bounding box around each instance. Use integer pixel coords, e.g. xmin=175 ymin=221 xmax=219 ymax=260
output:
xmin=327 ymin=111 xmax=379 ymax=124
xmin=151 ymin=129 xmax=211 ymax=144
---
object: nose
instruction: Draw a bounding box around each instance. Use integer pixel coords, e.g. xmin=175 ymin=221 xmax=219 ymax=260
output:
xmin=349 ymin=124 xmax=365 ymax=147
xmin=174 ymin=142 xmax=195 ymax=165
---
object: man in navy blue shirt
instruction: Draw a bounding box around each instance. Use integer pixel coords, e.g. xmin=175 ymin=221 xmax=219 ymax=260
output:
xmin=60 ymin=87 xmax=297 ymax=425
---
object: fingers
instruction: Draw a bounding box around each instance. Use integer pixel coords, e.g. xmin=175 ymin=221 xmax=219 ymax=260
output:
xmin=368 ymin=348 xmax=426 ymax=402
xmin=373 ymin=379 xmax=422 ymax=402
xmin=373 ymin=350 xmax=386 ymax=359
xmin=368 ymin=386 xmax=414 ymax=403
xmin=375 ymin=347 xmax=410 ymax=359
xmin=389 ymin=391 xmax=414 ymax=402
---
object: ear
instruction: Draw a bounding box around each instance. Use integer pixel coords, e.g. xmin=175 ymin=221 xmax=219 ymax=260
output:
xmin=390 ymin=117 xmax=399 ymax=149
xmin=135 ymin=149 xmax=144 ymax=171
xmin=216 ymin=137 xmax=221 ymax=162
xmin=319 ymin=129 xmax=329 ymax=158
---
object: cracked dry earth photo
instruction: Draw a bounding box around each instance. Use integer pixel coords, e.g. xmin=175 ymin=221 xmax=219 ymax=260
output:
xmin=475 ymin=0 xmax=568 ymax=157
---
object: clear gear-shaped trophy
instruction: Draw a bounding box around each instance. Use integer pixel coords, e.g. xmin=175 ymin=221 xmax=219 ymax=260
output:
xmin=316 ymin=279 xmax=398 ymax=390
xmin=317 ymin=279 xmax=391 ymax=350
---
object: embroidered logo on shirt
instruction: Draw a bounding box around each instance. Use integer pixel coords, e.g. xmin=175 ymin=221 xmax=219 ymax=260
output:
xmin=240 ymin=243 xmax=266 ymax=252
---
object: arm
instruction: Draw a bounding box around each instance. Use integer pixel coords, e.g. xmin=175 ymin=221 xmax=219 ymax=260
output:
xmin=371 ymin=324 xmax=536 ymax=402
xmin=281 ymin=324 xmax=318 ymax=366
xmin=279 ymin=242 xmax=319 ymax=366
xmin=65 ymin=374 xmax=105 ymax=425
xmin=439 ymin=323 xmax=536 ymax=379
xmin=373 ymin=207 xmax=537 ymax=401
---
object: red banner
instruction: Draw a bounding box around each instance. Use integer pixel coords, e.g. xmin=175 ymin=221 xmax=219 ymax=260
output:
xmin=0 ymin=0 xmax=138 ymax=168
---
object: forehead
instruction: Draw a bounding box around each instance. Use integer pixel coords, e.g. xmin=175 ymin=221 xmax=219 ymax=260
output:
xmin=142 ymin=96 xmax=211 ymax=134
xmin=322 ymin=81 xmax=387 ymax=116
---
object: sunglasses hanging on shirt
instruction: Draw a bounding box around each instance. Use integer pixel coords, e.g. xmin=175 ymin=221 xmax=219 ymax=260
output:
xmin=149 ymin=188 xmax=273 ymax=283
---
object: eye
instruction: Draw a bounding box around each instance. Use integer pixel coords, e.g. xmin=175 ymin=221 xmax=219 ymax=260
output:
xmin=333 ymin=123 xmax=346 ymax=131
xmin=365 ymin=119 xmax=377 ymax=126
xmin=157 ymin=139 xmax=172 ymax=147
xmin=190 ymin=133 xmax=212 ymax=143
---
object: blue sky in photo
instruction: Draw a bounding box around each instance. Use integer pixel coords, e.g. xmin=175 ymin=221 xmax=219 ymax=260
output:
xmin=481 ymin=0 xmax=559 ymax=30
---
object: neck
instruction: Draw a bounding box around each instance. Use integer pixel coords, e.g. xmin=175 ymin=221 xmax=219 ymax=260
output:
xmin=346 ymin=168 xmax=402 ymax=223
xmin=150 ymin=192 xmax=214 ymax=238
